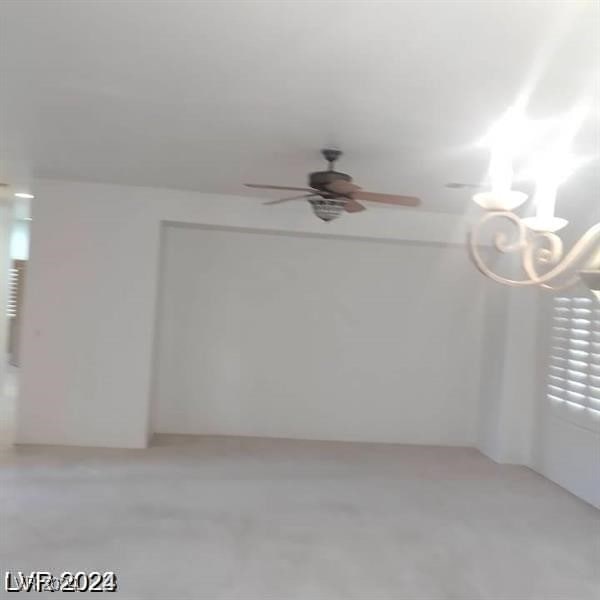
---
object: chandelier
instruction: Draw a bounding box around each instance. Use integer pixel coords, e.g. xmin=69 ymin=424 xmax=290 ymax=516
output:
xmin=468 ymin=103 xmax=600 ymax=300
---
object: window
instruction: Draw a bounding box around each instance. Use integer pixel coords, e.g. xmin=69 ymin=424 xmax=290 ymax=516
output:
xmin=547 ymin=296 xmax=600 ymax=432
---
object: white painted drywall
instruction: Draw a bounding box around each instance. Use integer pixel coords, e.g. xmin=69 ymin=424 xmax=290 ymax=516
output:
xmin=478 ymin=286 xmax=539 ymax=465
xmin=536 ymin=413 xmax=600 ymax=509
xmin=17 ymin=184 xmax=162 ymax=448
xmin=19 ymin=177 xmax=596 ymax=508
xmin=152 ymin=224 xmax=487 ymax=445
xmin=17 ymin=179 xmax=475 ymax=448
xmin=477 ymin=281 xmax=510 ymax=460
xmin=19 ymin=176 xmax=596 ymax=512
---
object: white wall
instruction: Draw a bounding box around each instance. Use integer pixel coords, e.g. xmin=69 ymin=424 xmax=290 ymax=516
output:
xmin=15 ymin=178 xmax=599 ymax=510
xmin=153 ymin=224 xmax=487 ymax=445
xmin=18 ymin=179 xmax=477 ymax=448
xmin=18 ymin=183 xmax=161 ymax=448
xmin=477 ymin=281 xmax=510 ymax=460
xmin=477 ymin=287 xmax=539 ymax=465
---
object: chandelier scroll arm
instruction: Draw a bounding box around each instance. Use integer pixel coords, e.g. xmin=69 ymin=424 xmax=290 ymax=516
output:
xmin=469 ymin=212 xmax=600 ymax=288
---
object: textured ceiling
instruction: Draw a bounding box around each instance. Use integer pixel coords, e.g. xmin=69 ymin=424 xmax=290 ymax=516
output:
xmin=1 ymin=0 xmax=598 ymax=216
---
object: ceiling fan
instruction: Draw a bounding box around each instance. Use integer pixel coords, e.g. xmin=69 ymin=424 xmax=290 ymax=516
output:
xmin=245 ymin=149 xmax=421 ymax=221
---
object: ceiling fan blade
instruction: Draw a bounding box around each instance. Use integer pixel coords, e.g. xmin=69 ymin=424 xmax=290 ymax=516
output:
xmin=344 ymin=198 xmax=366 ymax=213
xmin=263 ymin=194 xmax=315 ymax=205
xmin=245 ymin=184 xmax=315 ymax=193
xmin=325 ymin=180 xmax=361 ymax=194
xmin=352 ymin=191 xmax=420 ymax=207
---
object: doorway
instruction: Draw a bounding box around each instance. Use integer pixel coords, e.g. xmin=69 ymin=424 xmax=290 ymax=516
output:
xmin=1 ymin=216 xmax=30 ymax=446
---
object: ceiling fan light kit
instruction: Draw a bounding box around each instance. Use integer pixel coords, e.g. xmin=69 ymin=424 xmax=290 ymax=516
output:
xmin=308 ymin=197 xmax=347 ymax=222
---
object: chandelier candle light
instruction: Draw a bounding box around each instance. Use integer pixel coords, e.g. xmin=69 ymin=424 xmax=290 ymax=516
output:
xmin=469 ymin=104 xmax=600 ymax=299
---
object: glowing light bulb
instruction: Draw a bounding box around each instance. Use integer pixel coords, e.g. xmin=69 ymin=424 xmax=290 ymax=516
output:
xmin=473 ymin=102 xmax=530 ymax=210
xmin=521 ymin=104 xmax=589 ymax=232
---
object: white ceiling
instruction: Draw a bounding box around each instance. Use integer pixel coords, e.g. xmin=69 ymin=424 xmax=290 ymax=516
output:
xmin=1 ymin=0 xmax=598 ymax=215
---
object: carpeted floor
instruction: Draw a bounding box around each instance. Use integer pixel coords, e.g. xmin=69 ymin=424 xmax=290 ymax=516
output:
xmin=0 ymin=434 xmax=598 ymax=599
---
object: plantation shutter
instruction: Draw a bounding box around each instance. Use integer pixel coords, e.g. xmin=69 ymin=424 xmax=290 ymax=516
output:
xmin=547 ymin=296 xmax=600 ymax=432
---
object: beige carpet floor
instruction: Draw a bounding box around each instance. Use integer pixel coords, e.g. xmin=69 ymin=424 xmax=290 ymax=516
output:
xmin=0 ymin=435 xmax=598 ymax=599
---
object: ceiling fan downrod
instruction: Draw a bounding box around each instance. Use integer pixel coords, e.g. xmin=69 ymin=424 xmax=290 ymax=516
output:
xmin=321 ymin=148 xmax=342 ymax=171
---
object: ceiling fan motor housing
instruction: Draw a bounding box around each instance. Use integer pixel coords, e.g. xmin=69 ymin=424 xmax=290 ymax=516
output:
xmin=309 ymin=170 xmax=352 ymax=194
